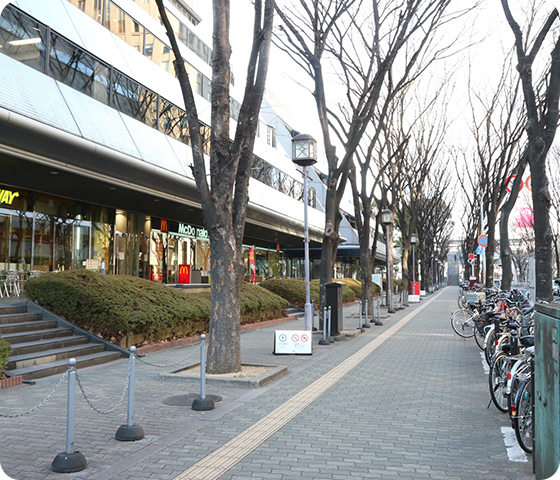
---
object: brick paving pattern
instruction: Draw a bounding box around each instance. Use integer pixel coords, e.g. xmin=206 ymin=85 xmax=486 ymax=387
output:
xmin=0 ymin=288 xmax=534 ymax=479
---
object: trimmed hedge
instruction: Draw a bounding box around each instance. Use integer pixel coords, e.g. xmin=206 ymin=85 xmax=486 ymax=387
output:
xmin=25 ymin=270 xmax=289 ymax=344
xmin=260 ymin=278 xmax=356 ymax=308
xmin=0 ymin=337 xmax=12 ymax=377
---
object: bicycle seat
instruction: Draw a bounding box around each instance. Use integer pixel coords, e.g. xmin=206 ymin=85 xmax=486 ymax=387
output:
xmin=520 ymin=336 xmax=534 ymax=347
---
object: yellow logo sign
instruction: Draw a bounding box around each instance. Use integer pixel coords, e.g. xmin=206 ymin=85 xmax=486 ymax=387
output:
xmin=0 ymin=189 xmax=19 ymax=205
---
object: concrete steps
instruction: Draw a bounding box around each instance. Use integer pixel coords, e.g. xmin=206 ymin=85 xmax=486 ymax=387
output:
xmin=1 ymin=304 xmax=122 ymax=380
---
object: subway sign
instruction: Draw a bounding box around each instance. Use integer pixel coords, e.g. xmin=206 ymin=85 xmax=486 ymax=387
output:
xmin=0 ymin=189 xmax=19 ymax=205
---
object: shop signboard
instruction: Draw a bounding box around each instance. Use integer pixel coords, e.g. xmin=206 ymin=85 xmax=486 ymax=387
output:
xmin=178 ymin=264 xmax=191 ymax=284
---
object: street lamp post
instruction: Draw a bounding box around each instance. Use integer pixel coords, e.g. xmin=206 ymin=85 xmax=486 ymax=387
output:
xmin=381 ymin=209 xmax=395 ymax=314
xmin=410 ymin=233 xmax=417 ymax=290
xmin=292 ymin=133 xmax=317 ymax=332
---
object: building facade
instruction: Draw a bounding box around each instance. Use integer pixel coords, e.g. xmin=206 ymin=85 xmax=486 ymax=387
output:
xmin=0 ymin=0 xmax=330 ymax=283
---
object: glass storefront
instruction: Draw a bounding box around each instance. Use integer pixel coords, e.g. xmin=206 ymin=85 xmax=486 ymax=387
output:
xmin=0 ymin=184 xmax=289 ymax=284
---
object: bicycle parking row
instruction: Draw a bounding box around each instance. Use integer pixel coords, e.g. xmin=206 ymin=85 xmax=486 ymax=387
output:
xmin=451 ymin=284 xmax=535 ymax=456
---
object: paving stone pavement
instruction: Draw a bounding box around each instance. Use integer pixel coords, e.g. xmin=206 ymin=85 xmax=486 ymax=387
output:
xmin=0 ymin=288 xmax=535 ymax=479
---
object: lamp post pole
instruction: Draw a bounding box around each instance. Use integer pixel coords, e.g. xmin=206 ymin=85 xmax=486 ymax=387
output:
xmin=302 ymin=165 xmax=312 ymax=330
xmin=410 ymin=233 xmax=417 ymax=293
xmin=292 ymin=133 xmax=317 ymax=332
xmin=381 ymin=209 xmax=395 ymax=314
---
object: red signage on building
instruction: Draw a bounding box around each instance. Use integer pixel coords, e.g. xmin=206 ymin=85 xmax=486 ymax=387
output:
xmin=160 ymin=218 xmax=168 ymax=233
xmin=178 ymin=264 xmax=191 ymax=284
xmin=249 ymin=246 xmax=256 ymax=283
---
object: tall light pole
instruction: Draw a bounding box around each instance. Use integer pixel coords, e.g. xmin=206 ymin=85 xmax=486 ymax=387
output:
xmin=381 ymin=209 xmax=395 ymax=313
xmin=292 ymin=133 xmax=317 ymax=331
xmin=410 ymin=232 xmax=417 ymax=288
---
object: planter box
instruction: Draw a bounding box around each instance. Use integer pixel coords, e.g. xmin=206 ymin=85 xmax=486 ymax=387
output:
xmin=0 ymin=375 xmax=22 ymax=389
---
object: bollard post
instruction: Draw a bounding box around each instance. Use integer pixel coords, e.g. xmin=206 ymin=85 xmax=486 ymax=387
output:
xmin=311 ymin=300 xmax=317 ymax=331
xmin=358 ymin=300 xmax=364 ymax=331
xmin=328 ymin=306 xmax=334 ymax=342
xmin=52 ymin=359 xmax=87 ymax=473
xmin=116 ymin=346 xmax=144 ymax=441
xmin=192 ymin=335 xmax=215 ymax=411
xmin=319 ymin=307 xmax=330 ymax=345
xmin=363 ymin=299 xmax=371 ymax=328
xmin=373 ymin=296 xmax=383 ymax=326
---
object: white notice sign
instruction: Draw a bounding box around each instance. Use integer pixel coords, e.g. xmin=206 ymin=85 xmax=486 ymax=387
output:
xmin=274 ymin=330 xmax=312 ymax=355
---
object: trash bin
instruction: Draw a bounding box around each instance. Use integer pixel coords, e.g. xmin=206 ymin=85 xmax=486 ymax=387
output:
xmin=325 ymin=282 xmax=344 ymax=336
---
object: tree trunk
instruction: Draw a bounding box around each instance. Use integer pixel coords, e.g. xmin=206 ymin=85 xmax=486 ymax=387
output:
xmin=530 ymin=149 xmax=553 ymax=301
xmin=206 ymin=228 xmax=244 ymax=373
xmin=485 ymin=207 xmax=496 ymax=288
xmin=500 ymin=156 xmax=527 ymax=290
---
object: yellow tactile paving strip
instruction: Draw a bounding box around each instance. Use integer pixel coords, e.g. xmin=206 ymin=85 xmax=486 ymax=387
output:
xmin=174 ymin=291 xmax=443 ymax=480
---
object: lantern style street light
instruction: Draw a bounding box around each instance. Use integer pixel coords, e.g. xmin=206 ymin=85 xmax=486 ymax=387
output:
xmin=292 ymin=133 xmax=317 ymax=331
xmin=381 ymin=209 xmax=395 ymax=313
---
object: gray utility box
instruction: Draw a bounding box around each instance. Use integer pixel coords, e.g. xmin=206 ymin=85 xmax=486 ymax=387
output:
xmin=325 ymin=282 xmax=344 ymax=336
xmin=534 ymin=303 xmax=560 ymax=479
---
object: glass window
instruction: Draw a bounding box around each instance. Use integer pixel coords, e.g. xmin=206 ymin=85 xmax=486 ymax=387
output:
xmin=0 ymin=214 xmax=9 ymax=269
xmin=67 ymin=0 xmax=104 ymax=24
xmin=159 ymin=99 xmax=189 ymax=143
xmin=0 ymin=5 xmax=47 ymax=72
xmin=195 ymin=238 xmax=210 ymax=272
xmin=107 ymin=2 xmax=144 ymax=52
xmin=49 ymin=34 xmax=110 ymax=104
xmin=10 ymin=213 xmax=32 ymax=270
xmin=112 ymin=71 xmax=158 ymax=127
xmin=199 ymin=124 xmax=211 ymax=155
xmin=33 ymin=213 xmax=53 ymax=271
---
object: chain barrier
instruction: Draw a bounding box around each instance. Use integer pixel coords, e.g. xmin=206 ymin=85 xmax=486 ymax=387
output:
xmin=75 ymin=359 xmax=131 ymax=415
xmin=136 ymin=343 xmax=201 ymax=368
xmin=0 ymin=370 xmax=68 ymax=418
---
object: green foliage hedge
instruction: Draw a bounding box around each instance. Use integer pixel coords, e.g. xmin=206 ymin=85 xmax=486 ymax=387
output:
xmin=25 ymin=270 xmax=288 ymax=344
xmin=260 ymin=278 xmax=357 ymax=308
xmin=0 ymin=337 xmax=12 ymax=377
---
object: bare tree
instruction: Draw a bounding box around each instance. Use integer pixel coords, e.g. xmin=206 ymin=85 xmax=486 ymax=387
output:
xmin=501 ymin=0 xmax=560 ymax=300
xmin=155 ymin=0 xmax=274 ymax=373
xmin=548 ymin=146 xmax=560 ymax=277
xmin=465 ymin=51 xmax=525 ymax=287
xmin=275 ymin=0 xmax=463 ymax=312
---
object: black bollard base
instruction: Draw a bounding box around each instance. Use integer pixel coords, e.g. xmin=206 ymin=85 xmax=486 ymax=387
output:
xmin=374 ymin=321 xmax=384 ymax=326
xmin=318 ymin=338 xmax=330 ymax=345
xmin=116 ymin=424 xmax=145 ymax=442
xmin=192 ymin=397 xmax=215 ymax=411
xmin=362 ymin=323 xmax=371 ymax=329
xmin=51 ymin=451 xmax=87 ymax=473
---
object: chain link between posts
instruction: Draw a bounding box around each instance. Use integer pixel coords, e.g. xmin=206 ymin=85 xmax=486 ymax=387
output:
xmin=135 ymin=343 xmax=201 ymax=368
xmin=0 ymin=342 xmax=204 ymax=418
xmin=0 ymin=370 xmax=69 ymax=418
xmin=75 ymin=359 xmax=131 ymax=415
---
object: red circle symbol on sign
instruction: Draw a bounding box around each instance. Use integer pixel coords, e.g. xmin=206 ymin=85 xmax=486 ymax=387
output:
xmin=505 ymin=175 xmax=524 ymax=193
xmin=301 ymin=334 xmax=309 ymax=342
xmin=478 ymin=234 xmax=488 ymax=247
xmin=291 ymin=334 xmax=299 ymax=342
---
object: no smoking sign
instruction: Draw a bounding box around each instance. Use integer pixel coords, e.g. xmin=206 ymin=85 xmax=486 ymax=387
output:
xmin=274 ymin=330 xmax=312 ymax=355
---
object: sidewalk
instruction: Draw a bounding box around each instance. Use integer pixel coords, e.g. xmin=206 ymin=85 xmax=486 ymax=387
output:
xmin=0 ymin=289 xmax=534 ymax=480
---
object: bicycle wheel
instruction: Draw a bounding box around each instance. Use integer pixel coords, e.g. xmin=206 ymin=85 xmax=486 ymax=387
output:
xmin=458 ymin=294 xmax=468 ymax=309
xmin=513 ymin=379 xmax=533 ymax=453
xmin=485 ymin=329 xmax=498 ymax=365
xmin=473 ymin=315 xmax=488 ymax=350
xmin=508 ymin=362 xmax=530 ymax=420
xmin=489 ymin=352 xmax=510 ymax=412
xmin=451 ymin=309 xmax=475 ymax=338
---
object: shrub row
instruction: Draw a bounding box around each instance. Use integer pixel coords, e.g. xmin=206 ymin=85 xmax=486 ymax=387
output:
xmin=260 ymin=278 xmax=359 ymax=308
xmin=0 ymin=337 xmax=12 ymax=378
xmin=25 ymin=271 xmax=288 ymax=345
